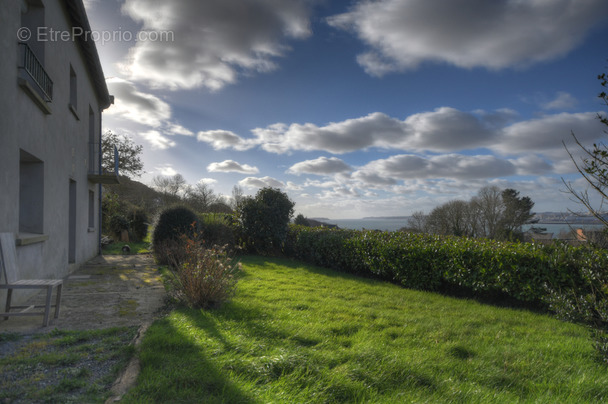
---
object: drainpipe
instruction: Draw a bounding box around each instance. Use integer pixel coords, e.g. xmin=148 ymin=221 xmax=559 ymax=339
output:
xmin=98 ymin=111 xmax=103 ymax=256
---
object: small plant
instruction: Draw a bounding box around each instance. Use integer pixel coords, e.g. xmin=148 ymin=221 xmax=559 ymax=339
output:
xmin=166 ymin=233 xmax=240 ymax=309
xmin=152 ymin=205 xmax=198 ymax=264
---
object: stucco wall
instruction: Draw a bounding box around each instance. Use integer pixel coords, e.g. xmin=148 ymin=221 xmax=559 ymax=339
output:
xmin=0 ymin=0 xmax=106 ymax=305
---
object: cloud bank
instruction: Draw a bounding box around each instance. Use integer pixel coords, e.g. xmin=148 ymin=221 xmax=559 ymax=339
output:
xmin=327 ymin=0 xmax=608 ymax=75
xmin=120 ymin=0 xmax=312 ymax=90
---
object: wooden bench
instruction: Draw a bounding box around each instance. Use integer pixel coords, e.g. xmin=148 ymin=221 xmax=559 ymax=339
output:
xmin=0 ymin=233 xmax=63 ymax=327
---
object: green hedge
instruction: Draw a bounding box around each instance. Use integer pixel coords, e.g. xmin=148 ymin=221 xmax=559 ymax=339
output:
xmin=286 ymin=225 xmax=608 ymax=306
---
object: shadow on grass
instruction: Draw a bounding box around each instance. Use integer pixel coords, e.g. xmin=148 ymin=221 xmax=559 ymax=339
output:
xmin=125 ymin=312 xmax=257 ymax=403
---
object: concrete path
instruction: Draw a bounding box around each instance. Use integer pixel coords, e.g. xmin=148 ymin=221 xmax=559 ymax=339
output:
xmin=0 ymin=253 xmax=166 ymax=334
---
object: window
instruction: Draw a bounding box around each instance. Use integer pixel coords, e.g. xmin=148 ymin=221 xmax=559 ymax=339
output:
xmin=19 ymin=150 xmax=44 ymax=234
xmin=88 ymin=190 xmax=95 ymax=229
xmin=19 ymin=0 xmax=52 ymax=111
xmin=20 ymin=0 xmax=45 ymax=63
xmin=69 ymin=65 xmax=78 ymax=118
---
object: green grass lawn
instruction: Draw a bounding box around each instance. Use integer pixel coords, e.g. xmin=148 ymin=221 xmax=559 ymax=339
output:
xmin=124 ymin=256 xmax=608 ymax=403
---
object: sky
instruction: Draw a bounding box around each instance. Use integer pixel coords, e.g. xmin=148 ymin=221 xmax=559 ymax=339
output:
xmin=84 ymin=0 xmax=608 ymax=219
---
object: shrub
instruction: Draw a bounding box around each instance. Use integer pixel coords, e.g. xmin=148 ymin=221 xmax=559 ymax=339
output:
xmin=237 ymin=187 xmax=294 ymax=254
xmin=198 ymin=213 xmax=238 ymax=251
xmin=167 ymin=234 xmax=240 ymax=309
xmin=152 ymin=206 xmax=198 ymax=264
xmin=129 ymin=207 xmax=149 ymax=242
xmin=109 ymin=214 xmax=129 ymax=236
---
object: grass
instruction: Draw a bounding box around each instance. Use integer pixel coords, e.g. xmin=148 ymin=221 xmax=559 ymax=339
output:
xmin=0 ymin=327 xmax=138 ymax=403
xmin=123 ymin=256 xmax=608 ymax=403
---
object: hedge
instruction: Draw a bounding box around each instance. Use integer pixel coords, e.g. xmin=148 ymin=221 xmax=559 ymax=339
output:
xmin=285 ymin=225 xmax=608 ymax=307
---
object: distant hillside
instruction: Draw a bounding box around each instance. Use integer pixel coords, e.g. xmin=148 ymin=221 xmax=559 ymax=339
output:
xmin=104 ymin=176 xmax=162 ymax=212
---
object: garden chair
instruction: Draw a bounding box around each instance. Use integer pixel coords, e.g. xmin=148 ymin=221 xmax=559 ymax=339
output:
xmin=0 ymin=233 xmax=63 ymax=327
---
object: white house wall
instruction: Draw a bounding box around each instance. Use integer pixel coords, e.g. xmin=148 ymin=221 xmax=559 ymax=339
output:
xmin=0 ymin=0 xmax=107 ymax=304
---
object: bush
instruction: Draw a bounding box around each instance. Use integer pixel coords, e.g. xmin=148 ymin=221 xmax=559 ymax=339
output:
xmin=152 ymin=206 xmax=198 ymax=264
xmin=286 ymin=226 xmax=608 ymax=303
xmin=109 ymin=214 xmax=129 ymax=236
xmin=198 ymin=213 xmax=238 ymax=251
xmin=237 ymin=187 xmax=294 ymax=254
xmin=167 ymin=234 xmax=240 ymax=309
xmin=129 ymin=207 xmax=149 ymax=242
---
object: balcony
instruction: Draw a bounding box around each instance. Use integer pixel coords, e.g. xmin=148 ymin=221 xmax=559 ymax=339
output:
xmin=88 ymin=143 xmax=120 ymax=184
xmin=18 ymin=43 xmax=53 ymax=114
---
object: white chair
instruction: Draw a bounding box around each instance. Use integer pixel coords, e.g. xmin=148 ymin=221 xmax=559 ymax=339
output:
xmin=0 ymin=233 xmax=63 ymax=327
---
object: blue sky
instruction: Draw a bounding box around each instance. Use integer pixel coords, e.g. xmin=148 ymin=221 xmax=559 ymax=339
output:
xmin=85 ymin=0 xmax=608 ymax=219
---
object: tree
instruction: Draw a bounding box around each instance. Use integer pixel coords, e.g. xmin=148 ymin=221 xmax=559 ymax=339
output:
xmin=294 ymin=214 xmax=310 ymax=226
xmin=152 ymin=173 xmax=187 ymax=206
xmin=237 ymin=187 xmax=295 ymax=254
xmin=102 ymin=130 xmax=144 ymax=178
xmin=184 ymin=182 xmax=217 ymax=213
xmin=420 ymin=186 xmax=534 ymax=240
xmin=427 ymin=200 xmax=474 ymax=237
xmin=405 ymin=210 xmax=427 ymax=233
xmin=563 ymin=71 xmax=608 ymax=227
xmin=230 ymin=185 xmax=245 ymax=210
xmin=499 ymin=188 xmax=535 ymax=239
xmin=472 ymin=186 xmax=504 ymax=239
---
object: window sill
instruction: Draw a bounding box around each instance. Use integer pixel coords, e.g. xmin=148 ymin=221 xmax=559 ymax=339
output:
xmin=18 ymin=78 xmax=52 ymax=115
xmin=88 ymin=227 xmax=95 ymax=233
xmin=69 ymin=103 xmax=79 ymax=120
xmin=16 ymin=233 xmax=49 ymax=246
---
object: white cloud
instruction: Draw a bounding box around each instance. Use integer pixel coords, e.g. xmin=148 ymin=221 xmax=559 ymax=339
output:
xmin=328 ymin=0 xmax=608 ymax=75
xmin=287 ymin=157 xmax=352 ymax=176
xmin=496 ymin=112 xmax=604 ymax=155
xmin=207 ymin=160 xmax=259 ymax=174
xmin=196 ymin=108 xmax=606 ymax=180
xmin=167 ymin=123 xmax=194 ymax=136
xmin=198 ymin=178 xmax=218 ymax=185
xmin=252 ymin=108 xmax=502 ymax=154
xmin=238 ymin=176 xmax=285 ymax=189
xmin=105 ymin=78 xmax=171 ymax=127
xmin=197 ymin=130 xmax=254 ymax=151
xmin=354 ymin=154 xmax=517 ymax=185
xmin=542 ymin=92 xmax=578 ymax=110
xmin=120 ymin=0 xmax=312 ymax=90
xmin=140 ymin=130 xmax=176 ymax=150
xmin=155 ymin=164 xmax=178 ymax=176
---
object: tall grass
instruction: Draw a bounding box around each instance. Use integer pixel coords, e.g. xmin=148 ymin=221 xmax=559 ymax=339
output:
xmin=124 ymin=256 xmax=608 ymax=403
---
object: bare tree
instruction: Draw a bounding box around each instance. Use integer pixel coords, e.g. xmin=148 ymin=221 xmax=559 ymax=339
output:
xmin=472 ymin=186 xmax=504 ymax=239
xmin=152 ymin=174 xmax=187 ymax=206
xmin=406 ymin=210 xmax=428 ymax=233
xmin=563 ymin=72 xmax=608 ymax=227
xmin=184 ymin=182 xmax=217 ymax=213
xmin=230 ymin=185 xmax=246 ymax=210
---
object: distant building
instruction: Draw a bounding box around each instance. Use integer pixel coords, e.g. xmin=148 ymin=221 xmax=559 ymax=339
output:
xmin=0 ymin=0 xmax=116 ymax=304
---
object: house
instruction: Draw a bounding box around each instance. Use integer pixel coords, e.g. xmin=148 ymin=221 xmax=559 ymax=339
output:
xmin=0 ymin=0 xmax=116 ymax=305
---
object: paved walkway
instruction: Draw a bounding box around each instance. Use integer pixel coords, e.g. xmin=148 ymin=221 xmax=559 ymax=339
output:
xmin=0 ymin=254 xmax=166 ymax=334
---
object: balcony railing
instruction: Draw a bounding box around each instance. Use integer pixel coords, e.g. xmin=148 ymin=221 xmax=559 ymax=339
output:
xmin=18 ymin=42 xmax=53 ymax=102
xmin=88 ymin=143 xmax=120 ymax=184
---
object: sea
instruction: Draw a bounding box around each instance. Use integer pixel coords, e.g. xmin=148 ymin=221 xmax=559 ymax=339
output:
xmin=322 ymin=218 xmax=605 ymax=238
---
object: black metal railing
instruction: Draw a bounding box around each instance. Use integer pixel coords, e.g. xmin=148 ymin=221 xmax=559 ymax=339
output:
xmin=18 ymin=42 xmax=53 ymax=102
xmin=88 ymin=143 xmax=119 ymax=176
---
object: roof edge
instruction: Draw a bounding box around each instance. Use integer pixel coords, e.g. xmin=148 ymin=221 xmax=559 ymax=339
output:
xmin=62 ymin=0 xmax=112 ymax=109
